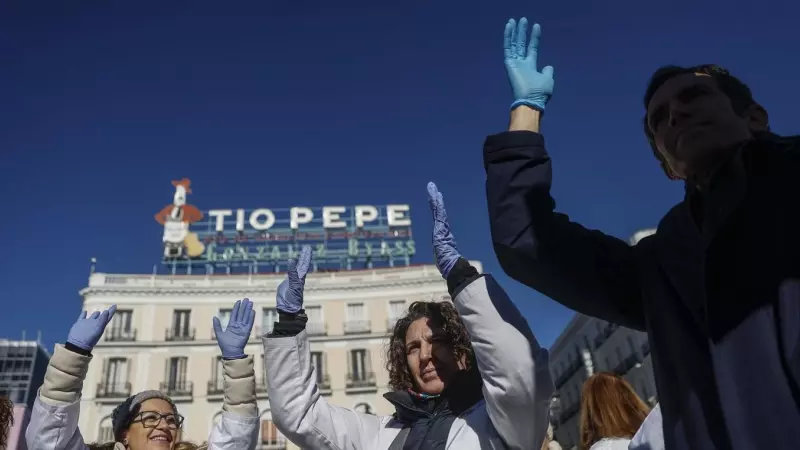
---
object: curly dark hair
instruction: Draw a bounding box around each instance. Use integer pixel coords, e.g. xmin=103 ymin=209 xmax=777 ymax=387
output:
xmin=385 ymin=301 xmax=475 ymax=391
xmin=0 ymin=396 xmax=13 ymax=450
xmin=642 ymin=64 xmax=757 ymax=179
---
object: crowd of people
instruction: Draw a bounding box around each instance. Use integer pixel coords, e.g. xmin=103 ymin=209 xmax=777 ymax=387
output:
xmin=1 ymin=11 xmax=797 ymax=450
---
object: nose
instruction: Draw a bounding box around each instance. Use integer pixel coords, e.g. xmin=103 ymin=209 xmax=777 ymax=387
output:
xmin=155 ymin=418 xmax=171 ymax=432
xmin=420 ymin=342 xmax=432 ymax=364
xmin=668 ymin=98 xmax=694 ymax=128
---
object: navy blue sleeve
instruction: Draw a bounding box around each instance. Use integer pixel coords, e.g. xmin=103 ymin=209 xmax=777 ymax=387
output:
xmin=483 ymin=131 xmax=646 ymax=330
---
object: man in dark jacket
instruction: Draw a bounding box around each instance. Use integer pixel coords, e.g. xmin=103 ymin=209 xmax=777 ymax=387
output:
xmin=486 ymin=17 xmax=800 ymax=450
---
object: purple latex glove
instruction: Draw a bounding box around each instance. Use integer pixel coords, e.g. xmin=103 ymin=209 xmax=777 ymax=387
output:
xmin=213 ymin=298 xmax=256 ymax=359
xmin=67 ymin=305 xmax=117 ymax=351
xmin=427 ymin=182 xmax=461 ymax=278
xmin=276 ymin=246 xmax=312 ymax=314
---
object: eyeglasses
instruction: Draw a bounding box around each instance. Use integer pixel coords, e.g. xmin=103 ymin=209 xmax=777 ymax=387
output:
xmin=131 ymin=411 xmax=184 ymax=429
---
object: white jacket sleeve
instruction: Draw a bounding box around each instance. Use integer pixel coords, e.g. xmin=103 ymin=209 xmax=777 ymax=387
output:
xmin=25 ymin=344 xmax=91 ymax=450
xmin=629 ymin=404 xmax=664 ymax=450
xmin=453 ymin=275 xmax=554 ymax=450
xmin=262 ymin=330 xmax=395 ymax=450
xmin=207 ymin=356 xmax=259 ymax=450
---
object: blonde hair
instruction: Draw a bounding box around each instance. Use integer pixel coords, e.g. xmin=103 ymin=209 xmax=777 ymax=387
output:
xmin=173 ymin=442 xmax=199 ymax=450
xmin=579 ymin=372 xmax=650 ymax=450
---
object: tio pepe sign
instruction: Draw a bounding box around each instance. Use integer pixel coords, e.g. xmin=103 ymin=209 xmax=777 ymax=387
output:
xmin=207 ymin=205 xmax=411 ymax=232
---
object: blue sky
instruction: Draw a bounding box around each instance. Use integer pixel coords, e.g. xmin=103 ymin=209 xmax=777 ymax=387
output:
xmin=1 ymin=1 xmax=796 ymax=351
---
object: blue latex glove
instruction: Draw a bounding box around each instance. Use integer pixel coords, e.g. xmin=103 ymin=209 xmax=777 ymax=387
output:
xmin=427 ymin=182 xmax=461 ymax=279
xmin=213 ymin=298 xmax=256 ymax=359
xmin=67 ymin=305 xmax=117 ymax=351
xmin=276 ymin=246 xmax=312 ymax=314
xmin=504 ymin=17 xmax=554 ymax=112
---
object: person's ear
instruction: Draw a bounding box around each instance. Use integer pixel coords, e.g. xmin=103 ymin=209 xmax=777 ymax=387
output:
xmin=746 ymin=103 xmax=769 ymax=132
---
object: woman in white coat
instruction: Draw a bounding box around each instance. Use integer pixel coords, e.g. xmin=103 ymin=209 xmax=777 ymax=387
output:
xmin=261 ymin=182 xmax=554 ymax=449
xmin=25 ymin=300 xmax=260 ymax=450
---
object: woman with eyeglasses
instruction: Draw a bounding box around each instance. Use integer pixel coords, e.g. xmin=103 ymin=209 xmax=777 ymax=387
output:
xmin=26 ymin=300 xmax=260 ymax=450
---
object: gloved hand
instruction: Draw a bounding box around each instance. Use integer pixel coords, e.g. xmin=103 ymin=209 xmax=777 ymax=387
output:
xmin=213 ymin=298 xmax=256 ymax=359
xmin=276 ymin=246 xmax=312 ymax=314
xmin=504 ymin=17 xmax=554 ymax=112
xmin=427 ymin=182 xmax=461 ymax=279
xmin=67 ymin=305 xmax=117 ymax=352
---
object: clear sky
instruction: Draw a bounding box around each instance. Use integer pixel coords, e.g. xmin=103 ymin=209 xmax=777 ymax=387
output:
xmin=1 ymin=0 xmax=796 ymax=351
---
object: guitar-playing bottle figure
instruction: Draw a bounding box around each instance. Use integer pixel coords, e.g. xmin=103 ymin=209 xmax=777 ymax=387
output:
xmin=154 ymin=178 xmax=205 ymax=258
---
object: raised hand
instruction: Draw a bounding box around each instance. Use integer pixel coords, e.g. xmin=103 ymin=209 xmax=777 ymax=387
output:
xmin=504 ymin=17 xmax=554 ymax=112
xmin=213 ymin=298 xmax=256 ymax=359
xmin=276 ymin=246 xmax=312 ymax=314
xmin=67 ymin=305 xmax=117 ymax=351
xmin=427 ymin=182 xmax=461 ymax=279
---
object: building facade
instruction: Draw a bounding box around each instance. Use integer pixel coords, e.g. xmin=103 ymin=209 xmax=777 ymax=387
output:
xmin=78 ymin=262 xmax=479 ymax=449
xmin=547 ymin=229 xmax=657 ymax=450
xmin=0 ymin=339 xmax=51 ymax=450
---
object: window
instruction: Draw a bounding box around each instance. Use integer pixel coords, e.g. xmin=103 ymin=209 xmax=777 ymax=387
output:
xmin=305 ymin=306 xmax=325 ymax=335
xmin=310 ymin=351 xmax=325 ymax=384
xmin=262 ymin=308 xmax=279 ymax=334
xmin=354 ymin=402 xmax=374 ymax=415
xmin=103 ymin=358 xmax=128 ymax=391
xmin=166 ymin=357 xmax=188 ymax=389
xmin=260 ymin=419 xmax=282 ymax=446
xmin=347 ymin=303 xmax=366 ymax=319
xmin=350 ymin=349 xmax=370 ymax=381
xmin=98 ymin=417 xmax=114 ymax=443
xmin=109 ymin=310 xmax=134 ymax=339
xmin=211 ymin=356 xmax=224 ymax=391
xmin=172 ymin=310 xmax=191 ymax=336
xmin=306 ymin=305 xmax=322 ymax=322
xmin=217 ymin=309 xmax=232 ymax=329
xmin=388 ymin=300 xmax=406 ymax=320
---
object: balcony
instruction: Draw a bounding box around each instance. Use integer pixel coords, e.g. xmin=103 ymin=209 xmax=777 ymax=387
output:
xmin=613 ymin=353 xmax=641 ymax=376
xmin=317 ymin=373 xmax=332 ymax=395
xmin=343 ymin=320 xmax=371 ymax=335
xmin=306 ymin=321 xmax=327 ymax=336
xmin=386 ymin=317 xmax=400 ymax=330
xmin=256 ymin=377 xmax=268 ymax=398
xmin=159 ymin=381 xmax=193 ymax=400
xmin=558 ymin=401 xmax=580 ymax=424
xmin=593 ymin=323 xmax=619 ymax=349
xmin=165 ymin=328 xmax=196 ymax=341
xmin=207 ymin=379 xmax=225 ymax=398
xmin=104 ymin=329 xmax=137 ymax=342
xmin=258 ymin=438 xmax=287 ymax=450
xmin=96 ymin=382 xmax=131 ymax=400
xmin=554 ymin=358 xmax=583 ymax=389
xmin=346 ymin=371 xmax=377 ymax=393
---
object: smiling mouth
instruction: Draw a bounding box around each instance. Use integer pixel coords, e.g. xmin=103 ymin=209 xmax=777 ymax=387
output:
xmin=149 ymin=435 xmax=172 ymax=444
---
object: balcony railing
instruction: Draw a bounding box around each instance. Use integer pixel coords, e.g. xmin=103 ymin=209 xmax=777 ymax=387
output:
xmin=256 ymin=377 xmax=268 ymax=396
xmin=258 ymin=438 xmax=287 ymax=450
xmin=343 ymin=320 xmax=371 ymax=334
xmin=165 ymin=328 xmax=196 ymax=341
xmin=306 ymin=321 xmax=327 ymax=336
xmin=104 ymin=329 xmax=137 ymax=342
xmin=554 ymin=358 xmax=583 ymax=389
xmin=207 ymin=380 xmax=225 ymax=396
xmin=159 ymin=381 xmax=193 ymax=397
xmin=558 ymin=401 xmax=580 ymax=424
xmin=96 ymin=382 xmax=132 ymax=398
xmin=317 ymin=373 xmax=332 ymax=393
xmin=613 ymin=353 xmax=640 ymax=376
xmin=593 ymin=323 xmax=619 ymax=349
xmin=386 ymin=317 xmax=401 ymax=330
xmin=346 ymin=371 xmax=377 ymax=390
